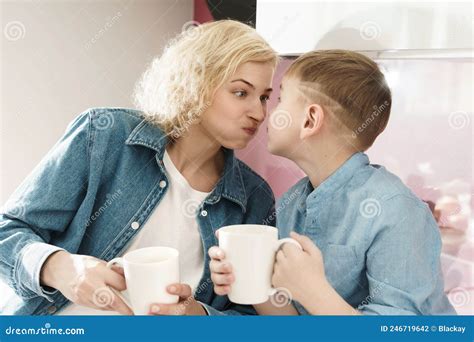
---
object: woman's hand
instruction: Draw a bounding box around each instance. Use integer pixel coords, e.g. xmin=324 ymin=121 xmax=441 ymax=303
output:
xmin=148 ymin=283 xmax=206 ymax=315
xmin=208 ymin=246 xmax=235 ymax=295
xmin=40 ymin=250 xmax=133 ymax=315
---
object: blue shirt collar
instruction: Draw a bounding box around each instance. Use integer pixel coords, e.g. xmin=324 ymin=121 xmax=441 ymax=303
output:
xmin=299 ymin=152 xmax=370 ymax=212
xmin=125 ymin=119 xmax=247 ymax=212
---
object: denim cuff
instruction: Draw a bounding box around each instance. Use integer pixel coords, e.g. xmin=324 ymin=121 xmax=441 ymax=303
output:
xmin=15 ymin=242 xmax=65 ymax=301
xmin=196 ymin=301 xmax=211 ymax=315
xmin=199 ymin=302 xmax=225 ymax=316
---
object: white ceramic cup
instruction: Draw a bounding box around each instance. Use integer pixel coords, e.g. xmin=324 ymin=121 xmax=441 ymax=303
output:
xmin=106 ymin=246 xmax=180 ymax=315
xmin=218 ymin=224 xmax=302 ymax=305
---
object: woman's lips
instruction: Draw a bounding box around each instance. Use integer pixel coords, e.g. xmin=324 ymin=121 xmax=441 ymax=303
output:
xmin=242 ymin=127 xmax=257 ymax=135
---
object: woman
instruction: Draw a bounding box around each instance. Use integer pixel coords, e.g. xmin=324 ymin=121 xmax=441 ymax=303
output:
xmin=0 ymin=20 xmax=278 ymax=315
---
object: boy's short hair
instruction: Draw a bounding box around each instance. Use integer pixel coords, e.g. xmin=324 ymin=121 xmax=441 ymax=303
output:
xmin=285 ymin=50 xmax=392 ymax=150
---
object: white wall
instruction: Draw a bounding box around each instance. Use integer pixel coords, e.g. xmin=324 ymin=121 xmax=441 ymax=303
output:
xmin=256 ymin=1 xmax=472 ymax=55
xmin=0 ymin=0 xmax=193 ymax=307
xmin=1 ymin=0 xmax=193 ymax=204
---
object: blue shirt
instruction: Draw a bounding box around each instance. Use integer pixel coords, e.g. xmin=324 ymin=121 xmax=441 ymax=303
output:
xmin=0 ymin=107 xmax=275 ymax=315
xmin=277 ymin=152 xmax=455 ymax=315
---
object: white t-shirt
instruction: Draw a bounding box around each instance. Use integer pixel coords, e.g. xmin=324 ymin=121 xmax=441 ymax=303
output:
xmin=57 ymin=150 xmax=209 ymax=315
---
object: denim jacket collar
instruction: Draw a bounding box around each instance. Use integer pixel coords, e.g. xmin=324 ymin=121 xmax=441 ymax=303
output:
xmin=125 ymin=119 xmax=247 ymax=212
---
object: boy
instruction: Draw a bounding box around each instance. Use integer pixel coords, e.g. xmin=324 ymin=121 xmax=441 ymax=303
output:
xmin=209 ymin=50 xmax=455 ymax=315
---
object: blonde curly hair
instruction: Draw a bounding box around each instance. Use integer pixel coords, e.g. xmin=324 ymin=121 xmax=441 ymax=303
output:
xmin=133 ymin=20 xmax=278 ymax=136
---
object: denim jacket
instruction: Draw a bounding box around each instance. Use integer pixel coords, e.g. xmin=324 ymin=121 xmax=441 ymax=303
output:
xmin=0 ymin=107 xmax=275 ymax=315
xmin=277 ymin=152 xmax=455 ymax=315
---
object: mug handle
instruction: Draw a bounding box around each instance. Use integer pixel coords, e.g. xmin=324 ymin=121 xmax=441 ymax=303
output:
xmin=268 ymin=238 xmax=303 ymax=297
xmin=106 ymin=258 xmax=133 ymax=311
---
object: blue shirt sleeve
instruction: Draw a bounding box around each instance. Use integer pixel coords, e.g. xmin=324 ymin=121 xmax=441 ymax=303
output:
xmin=359 ymin=196 xmax=456 ymax=315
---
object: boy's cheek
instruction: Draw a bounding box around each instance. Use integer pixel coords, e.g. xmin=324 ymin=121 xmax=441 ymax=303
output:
xmin=267 ymin=127 xmax=287 ymax=156
xmin=266 ymin=129 xmax=278 ymax=153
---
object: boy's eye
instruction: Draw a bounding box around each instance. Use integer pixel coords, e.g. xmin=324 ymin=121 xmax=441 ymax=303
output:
xmin=260 ymin=95 xmax=270 ymax=102
xmin=234 ymin=90 xmax=247 ymax=98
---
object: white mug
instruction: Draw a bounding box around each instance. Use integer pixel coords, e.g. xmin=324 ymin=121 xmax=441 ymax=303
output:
xmin=218 ymin=224 xmax=302 ymax=305
xmin=106 ymin=246 xmax=180 ymax=315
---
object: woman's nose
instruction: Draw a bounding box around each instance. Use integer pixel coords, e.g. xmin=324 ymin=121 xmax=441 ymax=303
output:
xmin=248 ymin=104 xmax=266 ymax=123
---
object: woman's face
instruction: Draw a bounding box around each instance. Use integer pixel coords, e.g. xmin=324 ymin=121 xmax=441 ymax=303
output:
xmin=200 ymin=61 xmax=274 ymax=149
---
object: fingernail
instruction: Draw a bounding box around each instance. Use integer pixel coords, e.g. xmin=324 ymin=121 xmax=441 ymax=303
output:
xmin=151 ymin=305 xmax=160 ymax=313
xmin=169 ymin=285 xmax=176 ymax=293
xmin=217 ymin=251 xmax=223 ymax=258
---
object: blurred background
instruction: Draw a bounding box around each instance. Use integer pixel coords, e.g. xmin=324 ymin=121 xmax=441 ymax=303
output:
xmin=1 ymin=0 xmax=472 ymax=314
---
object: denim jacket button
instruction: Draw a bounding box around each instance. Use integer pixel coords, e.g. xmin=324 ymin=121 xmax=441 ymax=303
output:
xmin=47 ymin=305 xmax=57 ymax=314
xmin=131 ymin=221 xmax=140 ymax=230
xmin=159 ymin=180 xmax=167 ymax=188
xmin=200 ymin=210 xmax=208 ymax=217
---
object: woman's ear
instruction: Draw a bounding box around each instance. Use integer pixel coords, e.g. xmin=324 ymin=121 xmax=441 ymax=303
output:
xmin=300 ymin=104 xmax=324 ymax=140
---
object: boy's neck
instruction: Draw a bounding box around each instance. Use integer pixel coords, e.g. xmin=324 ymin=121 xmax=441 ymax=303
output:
xmin=295 ymin=147 xmax=356 ymax=189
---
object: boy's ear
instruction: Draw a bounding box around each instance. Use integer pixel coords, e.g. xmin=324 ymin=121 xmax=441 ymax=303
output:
xmin=300 ymin=104 xmax=324 ymax=140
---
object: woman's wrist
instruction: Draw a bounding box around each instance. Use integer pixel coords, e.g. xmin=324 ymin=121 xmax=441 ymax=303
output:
xmin=40 ymin=250 xmax=70 ymax=289
xmin=185 ymin=300 xmax=207 ymax=315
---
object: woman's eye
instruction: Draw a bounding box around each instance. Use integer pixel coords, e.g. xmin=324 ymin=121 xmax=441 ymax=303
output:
xmin=260 ymin=95 xmax=270 ymax=102
xmin=234 ymin=90 xmax=247 ymax=98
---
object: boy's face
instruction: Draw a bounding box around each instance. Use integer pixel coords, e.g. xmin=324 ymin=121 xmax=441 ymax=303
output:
xmin=267 ymin=77 xmax=306 ymax=158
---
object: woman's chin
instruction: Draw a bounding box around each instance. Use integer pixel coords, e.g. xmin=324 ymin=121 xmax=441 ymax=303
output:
xmin=221 ymin=139 xmax=249 ymax=150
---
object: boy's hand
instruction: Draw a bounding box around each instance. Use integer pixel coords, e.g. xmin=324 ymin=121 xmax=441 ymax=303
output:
xmin=272 ymin=232 xmax=327 ymax=303
xmin=208 ymin=246 xmax=235 ymax=295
